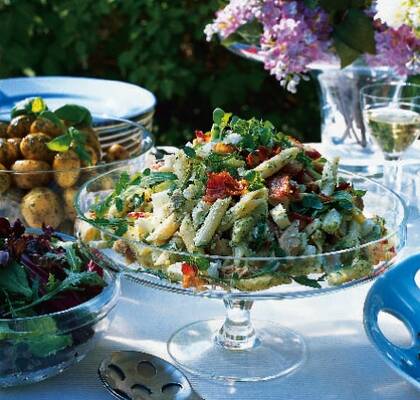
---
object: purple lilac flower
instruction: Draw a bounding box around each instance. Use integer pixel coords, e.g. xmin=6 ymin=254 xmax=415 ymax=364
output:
xmin=259 ymin=2 xmax=331 ymax=91
xmin=204 ymin=0 xmax=261 ymax=41
xmin=205 ymin=0 xmax=419 ymax=91
xmin=368 ymin=23 xmax=420 ymax=75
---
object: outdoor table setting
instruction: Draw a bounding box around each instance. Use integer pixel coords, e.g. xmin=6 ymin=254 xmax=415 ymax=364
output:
xmin=0 ymin=1 xmax=419 ymax=399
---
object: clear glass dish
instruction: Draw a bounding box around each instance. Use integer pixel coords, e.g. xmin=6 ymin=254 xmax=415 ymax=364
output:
xmin=75 ymin=166 xmax=407 ymax=382
xmin=0 ymin=116 xmax=154 ymax=234
xmin=0 ymin=268 xmax=120 ymax=387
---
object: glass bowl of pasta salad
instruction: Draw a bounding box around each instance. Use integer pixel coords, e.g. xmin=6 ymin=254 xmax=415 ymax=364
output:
xmin=74 ymin=109 xmax=407 ymax=382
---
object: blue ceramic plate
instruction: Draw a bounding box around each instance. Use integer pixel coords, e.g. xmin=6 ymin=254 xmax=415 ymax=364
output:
xmin=364 ymin=253 xmax=420 ymax=390
xmin=0 ymin=76 xmax=156 ymax=121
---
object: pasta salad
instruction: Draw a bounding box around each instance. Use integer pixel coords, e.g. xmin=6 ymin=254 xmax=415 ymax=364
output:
xmin=84 ymin=109 xmax=396 ymax=291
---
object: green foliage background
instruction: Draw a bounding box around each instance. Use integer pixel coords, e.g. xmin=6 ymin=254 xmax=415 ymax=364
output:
xmin=0 ymin=0 xmax=321 ymax=146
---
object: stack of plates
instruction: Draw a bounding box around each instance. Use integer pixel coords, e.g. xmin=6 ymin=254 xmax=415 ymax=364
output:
xmin=0 ymin=76 xmax=156 ymax=137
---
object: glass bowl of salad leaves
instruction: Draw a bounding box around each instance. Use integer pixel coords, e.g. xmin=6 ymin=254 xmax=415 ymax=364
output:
xmin=0 ymin=218 xmax=120 ymax=387
xmin=75 ymin=108 xmax=407 ymax=383
xmin=0 ymin=96 xmax=154 ymax=235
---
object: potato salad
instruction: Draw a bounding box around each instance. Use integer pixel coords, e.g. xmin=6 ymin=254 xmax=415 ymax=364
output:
xmin=88 ymin=109 xmax=395 ymax=291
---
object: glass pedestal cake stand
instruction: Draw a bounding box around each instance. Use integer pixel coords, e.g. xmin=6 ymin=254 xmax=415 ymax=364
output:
xmin=75 ymin=167 xmax=407 ymax=382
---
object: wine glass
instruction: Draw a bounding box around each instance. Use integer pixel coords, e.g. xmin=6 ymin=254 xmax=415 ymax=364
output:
xmin=360 ymin=82 xmax=420 ymax=194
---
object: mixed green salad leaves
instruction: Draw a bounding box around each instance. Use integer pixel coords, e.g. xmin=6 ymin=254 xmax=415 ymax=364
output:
xmin=0 ymin=218 xmax=105 ymax=318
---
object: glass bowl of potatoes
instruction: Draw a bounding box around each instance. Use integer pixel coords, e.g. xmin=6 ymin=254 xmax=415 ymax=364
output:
xmin=0 ymin=97 xmax=154 ymax=234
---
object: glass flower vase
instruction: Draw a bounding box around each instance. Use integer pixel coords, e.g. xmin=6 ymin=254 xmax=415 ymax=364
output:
xmin=311 ymin=61 xmax=400 ymax=167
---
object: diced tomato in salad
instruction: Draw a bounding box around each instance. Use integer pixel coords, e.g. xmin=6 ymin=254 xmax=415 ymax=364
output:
xmin=127 ymin=212 xmax=148 ymax=219
xmin=181 ymin=262 xmax=204 ymax=289
xmin=195 ymin=130 xmax=211 ymax=143
xmin=204 ymin=171 xmax=248 ymax=203
xmin=268 ymin=175 xmax=300 ymax=204
xmin=290 ymin=212 xmax=313 ymax=230
xmin=246 ymin=146 xmax=281 ymax=168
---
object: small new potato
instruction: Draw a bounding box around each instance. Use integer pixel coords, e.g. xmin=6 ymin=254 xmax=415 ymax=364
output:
xmin=81 ymin=127 xmax=101 ymax=159
xmin=80 ymin=145 xmax=98 ymax=167
xmin=11 ymin=160 xmax=51 ymax=189
xmin=0 ymin=162 xmax=11 ymax=194
xmin=21 ymin=187 xmax=63 ymax=228
xmin=7 ymin=115 xmax=34 ymax=138
xmin=0 ymin=139 xmax=11 ymax=166
xmin=105 ymin=143 xmax=130 ymax=163
xmin=63 ymin=187 xmax=77 ymax=221
xmin=7 ymin=138 xmax=21 ymax=164
xmin=30 ymin=117 xmax=63 ymax=137
xmin=0 ymin=123 xmax=8 ymax=138
xmin=53 ymin=150 xmax=81 ymax=188
xmin=20 ymin=133 xmax=54 ymax=162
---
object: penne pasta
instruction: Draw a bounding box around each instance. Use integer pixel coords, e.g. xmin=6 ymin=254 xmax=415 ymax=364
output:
xmin=179 ymin=215 xmax=199 ymax=253
xmin=219 ymin=189 xmax=268 ymax=232
xmin=253 ymin=147 xmax=299 ymax=178
xmin=194 ymin=197 xmax=231 ymax=247
xmin=146 ymin=213 xmax=180 ymax=244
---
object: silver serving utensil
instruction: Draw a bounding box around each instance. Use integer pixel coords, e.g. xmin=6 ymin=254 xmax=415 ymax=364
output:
xmin=99 ymin=351 xmax=203 ymax=400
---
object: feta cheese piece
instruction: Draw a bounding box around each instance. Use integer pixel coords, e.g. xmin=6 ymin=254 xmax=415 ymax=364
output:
xmin=223 ymin=133 xmax=242 ymax=145
xmin=270 ymin=203 xmax=291 ymax=229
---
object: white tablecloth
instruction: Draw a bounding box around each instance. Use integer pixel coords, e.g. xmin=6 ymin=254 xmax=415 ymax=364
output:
xmin=2 ymin=146 xmax=420 ymax=400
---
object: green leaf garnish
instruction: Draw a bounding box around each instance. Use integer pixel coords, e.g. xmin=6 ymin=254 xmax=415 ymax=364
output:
xmin=54 ymin=104 xmax=93 ymax=126
xmin=183 ymin=146 xmax=196 ymax=158
xmin=181 ymin=254 xmax=210 ymax=271
xmin=0 ymin=260 xmax=32 ymax=298
xmin=115 ymin=197 xmax=124 ymax=212
xmin=11 ymin=97 xmax=48 ymax=118
xmin=47 ymin=126 xmax=92 ymax=165
xmin=47 ymin=133 xmax=72 ymax=152
xmin=65 ymin=244 xmax=83 ymax=272
xmin=332 ymin=191 xmax=354 ymax=211
xmin=140 ymin=172 xmax=177 ymax=188
xmin=292 ymin=275 xmax=322 ymax=288
xmin=39 ymin=110 xmax=65 ymax=129
xmin=213 ymin=108 xmax=225 ymax=125
xmin=301 ymin=193 xmax=324 ymax=210
xmin=133 ymin=193 xmax=144 ymax=209
xmin=243 ymin=170 xmax=265 ymax=191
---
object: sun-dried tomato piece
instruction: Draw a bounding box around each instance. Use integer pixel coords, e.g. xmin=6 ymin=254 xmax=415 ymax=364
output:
xmin=336 ymin=181 xmax=351 ymax=191
xmin=204 ymin=172 xmax=248 ymax=203
xmin=268 ymin=175 xmax=299 ymax=204
xmin=127 ymin=212 xmax=147 ymax=219
xmin=290 ymin=212 xmax=314 ymax=230
xmin=281 ymin=160 xmax=303 ymax=177
xmin=245 ymin=146 xmax=279 ymax=168
xmin=304 ymin=146 xmax=321 ymax=160
xmin=246 ymin=152 xmax=259 ymax=168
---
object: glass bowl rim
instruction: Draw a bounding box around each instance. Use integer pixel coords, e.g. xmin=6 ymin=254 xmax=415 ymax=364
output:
xmin=75 ymin=166 xmax=408 ymax=262
xmin=0 ymin=114 xmax=155 ymax=174
xmin=0 ymin=267 xmax=120 ymax=324
xmin=360 ymin=82 xmax=420 ymax=101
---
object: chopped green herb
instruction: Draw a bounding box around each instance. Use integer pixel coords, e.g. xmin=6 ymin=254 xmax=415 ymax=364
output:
xmin=183 ymin=146 xmax=196 ymax=158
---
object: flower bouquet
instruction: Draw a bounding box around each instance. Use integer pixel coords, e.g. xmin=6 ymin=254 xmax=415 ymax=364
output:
xmin=205 ymin=1 xmax=419 ymax=158
xmin=205 ymin=0 xmax=419 ymax=91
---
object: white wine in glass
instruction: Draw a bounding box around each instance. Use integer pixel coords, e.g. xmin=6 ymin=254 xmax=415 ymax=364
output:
xmin=364 ymin=106 xmax=420 ymax=160
xmin=361 ymin=82 xmax=420 ymax=194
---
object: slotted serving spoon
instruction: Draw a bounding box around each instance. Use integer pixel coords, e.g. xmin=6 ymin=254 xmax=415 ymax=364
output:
xmin=99 ymin=351 xmax=203 ymax=400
